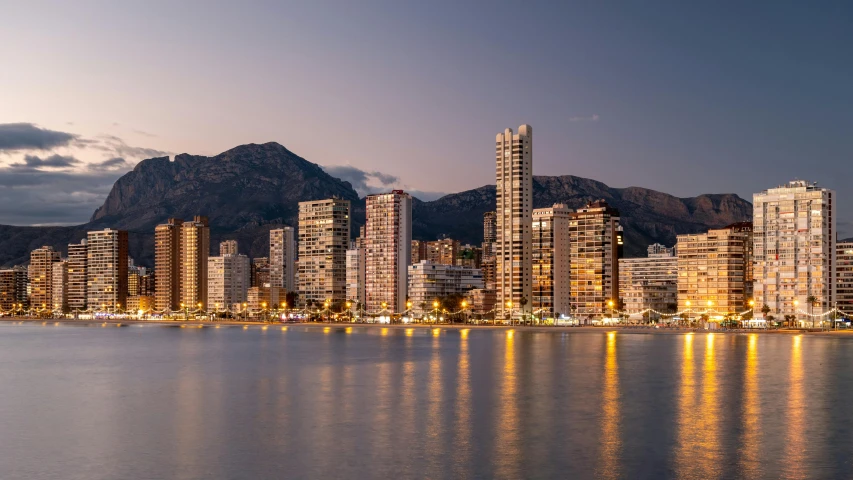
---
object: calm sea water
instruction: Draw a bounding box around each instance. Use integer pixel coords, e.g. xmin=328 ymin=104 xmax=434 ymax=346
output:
xmin=0 ymin=324 xmax=852 ymax=479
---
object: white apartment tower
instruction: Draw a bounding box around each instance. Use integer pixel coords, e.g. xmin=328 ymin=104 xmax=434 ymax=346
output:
xmin=495 ymin=125 xmax=533 ymax=317
xmin=532 ymin=203 xmax=572 ymax=317
xmin=365 ymin=191 xmax=412 ymax=313
xmin=753 ymin=180 xmax=836 ymax=320
xmin=270 ymin=227 xmax=296 ymax=293
xmin=51 ymin=260 xmax=69 ymax=313
xmin=298 ymin=199 xmax=350 ymax=304
xmin=346 ymin=234 xmax=366 ymax=309
xmin=67 ymin=240 xmax=88 ymax=310
xmin=87 ymin=228 xmax=129 ymax=311
xmin=207 ymin=253 xmax=250 ymax=310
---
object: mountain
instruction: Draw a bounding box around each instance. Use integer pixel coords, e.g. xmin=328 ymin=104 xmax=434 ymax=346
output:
xmin=0 ymin=142 xmax=752 ymax=266
xmin=414 ymin=176 xmax=752 ymax=256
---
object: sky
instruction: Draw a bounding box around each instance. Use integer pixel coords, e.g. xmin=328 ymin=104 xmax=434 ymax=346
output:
xmin=0 ymin=1 xmax=851 ymax=235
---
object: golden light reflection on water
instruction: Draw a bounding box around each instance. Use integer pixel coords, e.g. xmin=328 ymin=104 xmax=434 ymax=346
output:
xmin=698 ymin=333 xmax=721 ymax=478
xmin=783 ymin=335 xmax=806 ymax=479
xmin=453 ymin=329 xmax=471 ymax=477
xmin=597 ymin=332 xmax=621 ymax=480
xmin=675 ymin=333 xmax=697 ymax=477
xmin=425 ymin=331 xmax=443 ymax=468
xmin=739 ymin=334 xmax=761 ymax=475
xmin=495 ymin=329 xmax=519 ymax=478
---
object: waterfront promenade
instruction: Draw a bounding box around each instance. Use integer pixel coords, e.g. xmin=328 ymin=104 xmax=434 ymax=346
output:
xmin=3 ymin=316 xmax=853 ymax=337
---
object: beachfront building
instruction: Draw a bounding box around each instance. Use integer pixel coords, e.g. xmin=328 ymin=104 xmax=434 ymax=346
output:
xmin=495 ymin=125 xmax=533 ymax=318
xmin=364 ymin=191 xmax=412 ymax=314
xmin=753 ymin=181 xmax=835 ymax=324
xmin=618 ymin=244 xmax=678 ymax=319
xmin=569 ymin=200 xmax=623 ymax=320
xmin=298 ymin=199 xmax=350 ymax=306
xmin=407 ymin=260 xmax=484 ymax=317
xmin=532 ymin=203 xmax=572 ymax=318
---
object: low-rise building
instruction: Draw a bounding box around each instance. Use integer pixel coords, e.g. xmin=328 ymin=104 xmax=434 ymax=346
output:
xmin=618 ymin=243 xmax=678 ymax=318
xmin=408 ymin=260 xmax=484 ymax=316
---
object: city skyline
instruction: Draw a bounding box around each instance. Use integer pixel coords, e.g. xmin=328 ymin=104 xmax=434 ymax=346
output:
xmin=0 ymin=2 xmax=851 ymax=236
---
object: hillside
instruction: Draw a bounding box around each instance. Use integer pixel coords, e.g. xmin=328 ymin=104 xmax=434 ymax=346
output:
xmin=0 ymin=142 xmax=752 ymax=266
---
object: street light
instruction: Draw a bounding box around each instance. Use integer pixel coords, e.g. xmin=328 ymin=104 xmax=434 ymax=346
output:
xmin=608 ymin=300 xmax=615 ymax=325
xmin=461 ymin=300 xmax=468 ymax=325
xmin=506 ymin=300 xmax=513 ymax=326
xmin=793 ymin=300 xmax=799 ymax=329
xmin=324 ymin=300 xmax=330 ymax=323
xmin=685 ymin=301 xmax=691 ymax=327
xmin=345 ymin=301 xmax=352 ymax=323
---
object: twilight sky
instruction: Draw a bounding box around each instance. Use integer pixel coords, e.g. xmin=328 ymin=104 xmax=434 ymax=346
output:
xmin=1 ymin=1 xmax=851 ymax=235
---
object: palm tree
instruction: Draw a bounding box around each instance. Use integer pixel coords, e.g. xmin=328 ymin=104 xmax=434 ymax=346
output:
xmin=807 ymin=295 xmax=817 ymax=329
xmin=520 ymin=296 xmax=529 ymax=325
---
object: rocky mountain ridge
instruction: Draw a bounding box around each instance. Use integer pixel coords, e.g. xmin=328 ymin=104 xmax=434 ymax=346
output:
xmin=0 ymin=142 xmax=753 ymax=266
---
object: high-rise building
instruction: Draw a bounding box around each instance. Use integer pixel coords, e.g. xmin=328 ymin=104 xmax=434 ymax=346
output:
xmin=426 ymin=238 xmax=459 ymax=266
xmin=208 ymin=253 xmax=250 ymax=311
xmin=0 ymin=267 xmax=27 ymax=311
xmin=495 ymin=125 xmax=533 ymax=317
xmin=182 ymin=216 xmax=210 ymax=310
xmin=838 ymin=241 xmax=853 ymax=316
xmin=51 ymin=260 xmax=69 ymax=313
xmin=411 ymin=240 xmax=428 ymax=264
xmin=407 ymin=260 xmax=484 ymax=316
xmin=219 ymin=240 xmax=238 ymax=256
xmin=532 ymin=203 xmax=572 ymax=318
xmin=251 ymin=257 xmax=270 ymax=287
xmin=298 ymin=199 xmax=350 ymax=305
xmin=569 ymin=200 xmax=623 ymax=319
xmin=270 ymin=227 xmax=296 ymax=293
xmin=67 ymin=240 xmax=88 ymax=310
xmin=346 ymin=245 xmax=365 ymax=308
xmin=619 ymin=244 xmax=678 ymax=318
xmin=140 ymin=273 xmax=155 ymax=297
xmin=87 ymin=228 xmax=129 ymax=311
xmin=29 ymin=246 xmax=60 ymax=309
xmin=365 ymin=191 xmax=412 ymax=313
xmin=677 ymin=224 xmax=752 ymax=317
xmin=155 ymin=218 xmax=183 ymax=311
xmin=753 ymin=181 xmax=835 ymax=321
xmin=483 ymin=211 xmax=497 ymax=256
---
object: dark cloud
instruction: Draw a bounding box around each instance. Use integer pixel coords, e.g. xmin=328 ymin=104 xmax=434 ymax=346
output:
xmin=15 ymin=154 xmax=81 ymax=169
xmin=0 ymin=123 xmax=77 ymax=151
xmin=0 ymin=167 xmax=123 ymax=225
xmin=322 ymin=165 xmax=400 ymax=196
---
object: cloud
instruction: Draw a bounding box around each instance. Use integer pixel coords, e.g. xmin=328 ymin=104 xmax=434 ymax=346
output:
xmin=90 ymin=157 xmax=132 ymax=171
xmin=0 ymin=123 xmax=77 ymax=151
xmin=13 ymin=154 xmax=81 ymax=169
xmin=322 ymin=165 xmax=401 ymax=196
xmin=568 ymin=114 xmax=600 ymax=122
xmin=132 ymin=129 xmax=157 ymax=138
xmin=406 ymin=190 xmax=448 ymax=202
xmin=0 ymin=166 xmax=124 ymax=225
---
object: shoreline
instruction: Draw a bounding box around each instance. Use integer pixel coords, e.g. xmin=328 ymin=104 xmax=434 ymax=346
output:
xmin=2 ymin=317 xmax=852 ymax=337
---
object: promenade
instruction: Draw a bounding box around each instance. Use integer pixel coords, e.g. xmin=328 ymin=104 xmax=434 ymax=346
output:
xmin=2 ymin=317 xmax=853 ymax=337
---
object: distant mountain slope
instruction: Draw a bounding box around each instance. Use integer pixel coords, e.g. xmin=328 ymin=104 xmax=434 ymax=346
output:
xmin=415 ymin=176 xmax=752 ymax=256
xmin=0 ymin=142 xmax=752 ymax=266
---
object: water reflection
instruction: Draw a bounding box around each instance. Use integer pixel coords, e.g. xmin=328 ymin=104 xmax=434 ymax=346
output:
xmin=783 ymin=335 xmax=806 ymax=479
xmin=739 ymin=334 xmax=761 ymax=475
xmin=698 ymin=333 xmax=721 ymax=478
xmin=597 ymin=332 xmax=621 ymax=480
xmin=425 ymin=331 xmax=443 ymax=473
xmin=675 ymin=333 xmax=697 ymax=477
xmin=495 ymin=330 xmax=520 ymax=478
xmin=453 ymin=330 xmax=471 ymax=477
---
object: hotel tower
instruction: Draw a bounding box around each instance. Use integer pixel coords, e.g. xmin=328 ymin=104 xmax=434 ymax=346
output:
xmin=495 ymin=125 xmax=532 ymax=317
